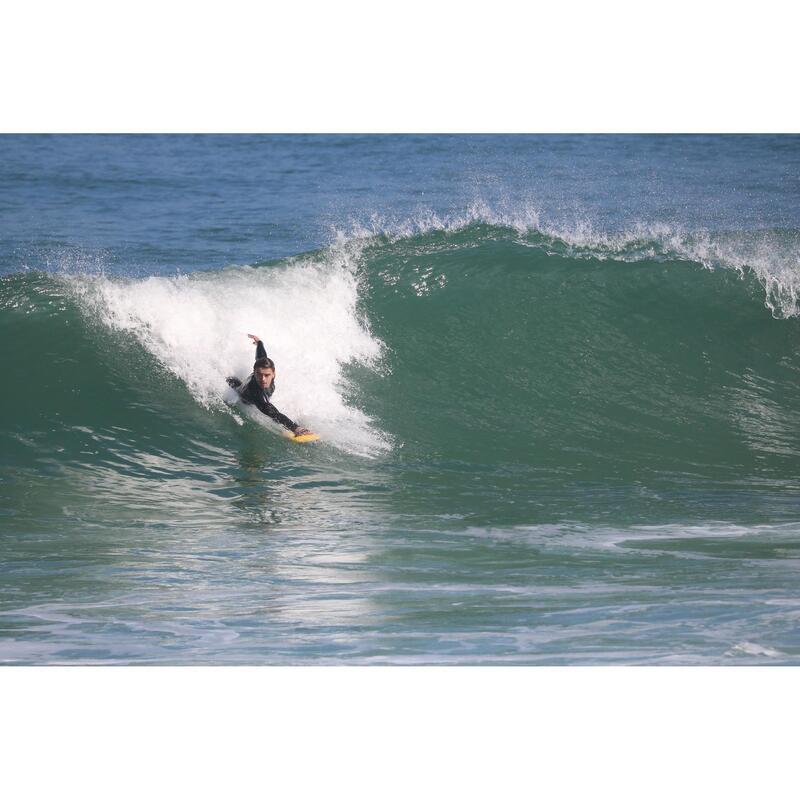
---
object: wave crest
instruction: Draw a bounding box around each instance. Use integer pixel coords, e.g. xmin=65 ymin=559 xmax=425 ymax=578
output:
xmin=332 ymin=206 xmax=800 ymax=318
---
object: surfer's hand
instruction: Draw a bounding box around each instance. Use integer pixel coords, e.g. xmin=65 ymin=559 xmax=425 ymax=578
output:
xmin=247 ymin=333 xmax=261 ymax=345
xmin=294 ymin=426 xmax=311 ymax=436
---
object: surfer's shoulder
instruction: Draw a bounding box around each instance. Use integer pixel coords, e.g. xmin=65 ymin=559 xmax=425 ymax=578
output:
xmin=227 ymin=374 xmax=255 ymax=402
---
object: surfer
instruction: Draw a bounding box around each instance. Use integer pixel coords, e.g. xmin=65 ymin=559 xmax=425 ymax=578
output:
xmin=226 ymin=334 xmax=312 ymax=436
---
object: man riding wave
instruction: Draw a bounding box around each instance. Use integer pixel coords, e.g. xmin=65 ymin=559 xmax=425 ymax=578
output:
xmin=226 ymin=333 xmax=312 ymax=436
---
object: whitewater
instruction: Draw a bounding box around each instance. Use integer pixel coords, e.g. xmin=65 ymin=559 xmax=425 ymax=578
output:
xmin=2 ymin=134 xmax=800 ymax=664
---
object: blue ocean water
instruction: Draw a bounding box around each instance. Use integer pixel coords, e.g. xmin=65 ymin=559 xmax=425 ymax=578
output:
xmin=3 ymin=134 xmax=797 ymax=277
xmin=2 ymin=134 xmax=800 ymax=664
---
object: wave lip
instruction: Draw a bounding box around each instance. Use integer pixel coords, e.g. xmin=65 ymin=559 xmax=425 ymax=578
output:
xmin=333 ymin=205 xmax=800 ymax=318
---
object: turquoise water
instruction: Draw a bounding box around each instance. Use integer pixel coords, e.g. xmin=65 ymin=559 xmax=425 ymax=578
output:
xmin=2 ymin=135 xmax=800 ymax=663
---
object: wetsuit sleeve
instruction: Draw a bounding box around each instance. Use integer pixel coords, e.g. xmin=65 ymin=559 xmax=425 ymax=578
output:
xmin=252 ymin=393 xmax=297 ymax=431
xmin=255 ymin=339 xmax=267 ymax=360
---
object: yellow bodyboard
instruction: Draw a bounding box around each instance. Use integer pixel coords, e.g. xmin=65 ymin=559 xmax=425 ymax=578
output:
xmin=283 ymin=432 xmax=320 ymax=443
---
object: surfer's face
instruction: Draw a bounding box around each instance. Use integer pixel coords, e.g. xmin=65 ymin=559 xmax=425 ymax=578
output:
xmin=255 ymin=367 xmax=275 ymax=390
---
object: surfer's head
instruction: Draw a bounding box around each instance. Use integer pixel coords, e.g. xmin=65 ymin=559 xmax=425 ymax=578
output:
xmin=254 ymin=357 xmax=275 ymax=390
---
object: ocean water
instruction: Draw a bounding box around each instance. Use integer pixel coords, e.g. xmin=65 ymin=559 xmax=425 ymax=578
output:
xmin=2 ymin=134 xmax=800 ymax=664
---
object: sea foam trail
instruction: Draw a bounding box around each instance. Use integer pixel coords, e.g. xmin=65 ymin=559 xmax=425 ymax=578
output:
xmin=66 ymin=246 xmax=390 ymax=457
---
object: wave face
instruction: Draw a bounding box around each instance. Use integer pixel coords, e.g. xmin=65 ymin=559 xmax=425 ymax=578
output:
xmin=353 ymin=222 xmax=800 ymax=484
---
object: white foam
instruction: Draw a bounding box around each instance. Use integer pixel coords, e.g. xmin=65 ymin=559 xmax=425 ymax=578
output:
xmin=67 ymin=246 xmax=391 ymax=457
xmin=726 ymin=641 xmax=783 ymax=658
xmin=332 ymin=205 xmax=800 ymax=319
xmin=455 ymin=520 xmax=800 ymax=553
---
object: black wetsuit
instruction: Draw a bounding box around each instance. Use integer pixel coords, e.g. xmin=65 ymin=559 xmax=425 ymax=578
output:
xmin=227 ymin=340 xmax=298 ymax=431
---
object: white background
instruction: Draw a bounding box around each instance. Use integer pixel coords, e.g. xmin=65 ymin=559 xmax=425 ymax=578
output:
xmin=2 ymin=1 xmax=798 ymax=796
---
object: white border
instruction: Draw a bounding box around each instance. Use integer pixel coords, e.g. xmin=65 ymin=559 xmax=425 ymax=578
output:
xmin=2 ymin=1 xmax=797 ymax=132
xmin=2 ymin=667 xmax=796 ymax=799
xmin=2 ymin=2 xmax=797 ymax=795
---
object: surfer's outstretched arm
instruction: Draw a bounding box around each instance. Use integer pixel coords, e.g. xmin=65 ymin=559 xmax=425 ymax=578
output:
xmin=259 ymin=400 xmax=310 ymax=435
xmin=247 ymin=333 xmax=267 ymax=361
xmin=252 ymin=393 xmax=301 ymax=432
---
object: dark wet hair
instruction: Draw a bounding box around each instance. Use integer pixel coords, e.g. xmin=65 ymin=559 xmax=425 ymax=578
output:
xmin=254 ymin=357 xmax=275 ymax=371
